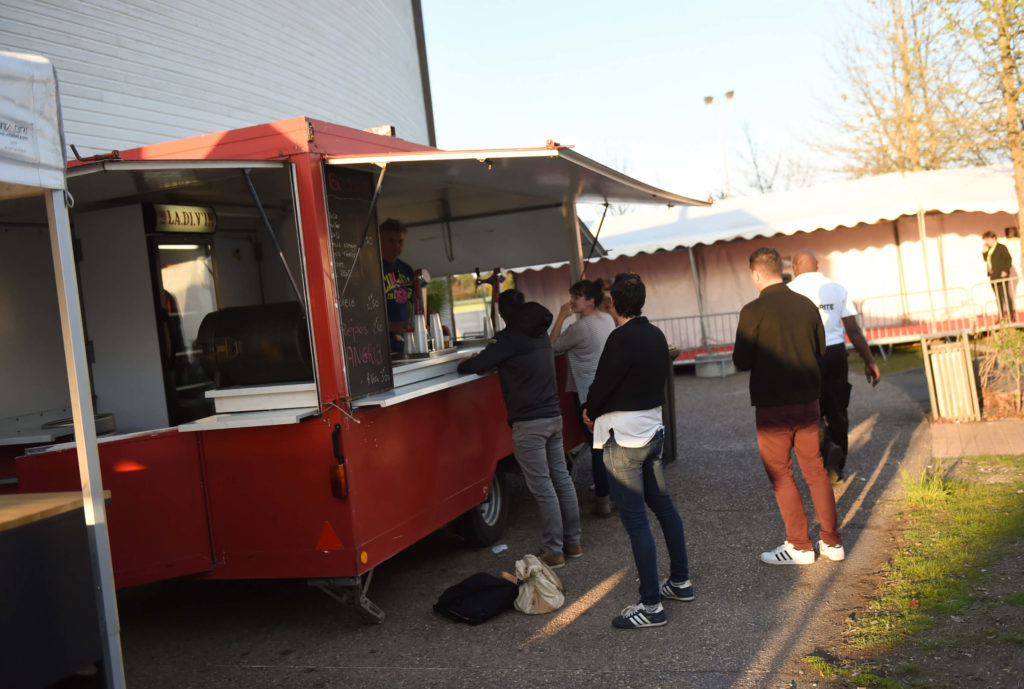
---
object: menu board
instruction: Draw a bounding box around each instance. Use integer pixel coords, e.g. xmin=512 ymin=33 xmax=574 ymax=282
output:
xmin=324 ymin=166 xmax=393 ymax=398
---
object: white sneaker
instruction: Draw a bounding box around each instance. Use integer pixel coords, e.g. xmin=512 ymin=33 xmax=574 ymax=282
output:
xmin=817 ymin=540 xmax=846 ymax=562
xmin=759 ymin=541 xmax=815 ymax=565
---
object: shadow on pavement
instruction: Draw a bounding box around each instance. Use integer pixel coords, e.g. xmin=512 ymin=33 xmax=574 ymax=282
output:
xmin=87 ymin=366 xmax=933 ymax=689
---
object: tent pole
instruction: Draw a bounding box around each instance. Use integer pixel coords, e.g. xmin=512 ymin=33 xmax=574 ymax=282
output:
xmin=917 ymin=207 xmax=936 ymax=328
xmin=688 ymin=246 xmax=708 ymax=351
xmin=45 ymin=189 xmax=127 ymax=689
xmin=893 ymin=220 xmax=910 ymax=323
xmin=934 ymin=219 xmax=951 ymax=318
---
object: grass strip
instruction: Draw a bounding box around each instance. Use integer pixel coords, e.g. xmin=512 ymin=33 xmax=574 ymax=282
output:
xmin=805 ymin=454 xmax=1024 ymax=687
xmin=850 ymin=455 xmax=1024 ymax=649
xmin=875 ymin=344 xmax=924 ymax=377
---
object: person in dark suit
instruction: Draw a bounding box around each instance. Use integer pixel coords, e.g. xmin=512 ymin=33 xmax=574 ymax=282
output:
xmin=732 ymin=247 xmax=843 ymax=566
xmin=982 ymin=231 xmax=1015 ymax=320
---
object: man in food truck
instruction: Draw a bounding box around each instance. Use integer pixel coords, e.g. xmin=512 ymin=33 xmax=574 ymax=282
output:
xmin=458 ymin=289 xmax=582 ymax=569
xmin=379 ymin=218 xmax=416 ymax=352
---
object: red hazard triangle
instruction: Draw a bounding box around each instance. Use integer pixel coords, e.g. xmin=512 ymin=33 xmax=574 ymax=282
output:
xmin=316 ymin=521 xmax=343 ymax=550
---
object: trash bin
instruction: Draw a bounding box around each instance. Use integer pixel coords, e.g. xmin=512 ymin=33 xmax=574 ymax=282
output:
xmin=922 ymin=333 xmax=980 ymax=421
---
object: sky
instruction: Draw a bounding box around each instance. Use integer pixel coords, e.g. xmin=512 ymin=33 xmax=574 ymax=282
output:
xmin=421 ymin=0 xmax=849 ymax=206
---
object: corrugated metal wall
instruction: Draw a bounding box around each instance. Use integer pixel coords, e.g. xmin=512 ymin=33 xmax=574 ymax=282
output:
xmin=0 ymin=0 xmax=432 ymax=155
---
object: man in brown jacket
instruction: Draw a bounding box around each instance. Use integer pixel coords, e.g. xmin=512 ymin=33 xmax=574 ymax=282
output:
xmin=732 ymin=248 xmax=843 ymax=566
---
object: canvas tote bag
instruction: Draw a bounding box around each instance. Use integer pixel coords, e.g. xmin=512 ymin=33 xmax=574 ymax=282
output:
xmin=513 ymin=553 xmax=564 ymax=614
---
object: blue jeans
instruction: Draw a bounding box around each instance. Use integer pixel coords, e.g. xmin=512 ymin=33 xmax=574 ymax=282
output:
xmin=604 ymin=429 xmax=690 ymax=606
xmin=511 ymin=416 xmax=582 ymax=554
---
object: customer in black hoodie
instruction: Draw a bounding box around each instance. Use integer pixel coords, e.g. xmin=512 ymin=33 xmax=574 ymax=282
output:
xmin=458 ymin=290 xmax=581 ymax=569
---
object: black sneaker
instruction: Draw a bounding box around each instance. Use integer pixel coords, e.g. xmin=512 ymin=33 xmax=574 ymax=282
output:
xmin=612 ymin=602 xmax=667 ymax=629
xmin=660 ymin=578 xmax=694 ymax=602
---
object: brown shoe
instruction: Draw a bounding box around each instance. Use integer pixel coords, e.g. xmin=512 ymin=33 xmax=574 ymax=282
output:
xmin=564 ymin=543 xmax=583 ymax=559
xmin=537 ymin=550 xmax=565 ymax=568
xmin=592 ymin=495 xmax=613 ymax=517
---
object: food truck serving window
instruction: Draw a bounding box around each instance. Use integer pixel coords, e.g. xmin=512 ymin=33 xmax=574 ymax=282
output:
xmin=324 ymin=166 xmax=392 ymax=398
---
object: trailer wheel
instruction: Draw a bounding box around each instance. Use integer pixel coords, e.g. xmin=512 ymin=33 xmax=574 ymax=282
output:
xmin=456 ymin=471 xmax=509 ymax=547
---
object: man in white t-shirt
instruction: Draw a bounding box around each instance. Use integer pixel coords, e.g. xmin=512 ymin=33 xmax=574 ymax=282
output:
xmin=788 ymin=250 xmax=881 ymax=484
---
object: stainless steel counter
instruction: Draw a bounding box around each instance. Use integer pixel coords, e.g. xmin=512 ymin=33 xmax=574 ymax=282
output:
xmin=353 ymin=344 xmax=489 ymax=409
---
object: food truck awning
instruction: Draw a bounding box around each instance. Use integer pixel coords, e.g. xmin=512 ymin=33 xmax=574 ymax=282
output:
xmin=325 ymin=147 xmax=710 ymax=275
xmin=0 ymin=159 xmax=293 ymax=226
xmin=0 ymin=148 xmax=709 ymax=278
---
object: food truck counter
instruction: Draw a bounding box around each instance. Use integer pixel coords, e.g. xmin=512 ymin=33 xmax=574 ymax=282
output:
xmin=1 ymin=491 xmax=108 ymax=688
xmin=354 ymin=343 xmax=488 ymax=409
xmin=0 ymin=409 xmax=85 ymax=446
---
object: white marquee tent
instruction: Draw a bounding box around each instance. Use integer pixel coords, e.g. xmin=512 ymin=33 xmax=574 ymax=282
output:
xmin=517 ymin=165 xmax=1022 ymax=352
xmin=599 ymin=165 xmax=1018 ymax=256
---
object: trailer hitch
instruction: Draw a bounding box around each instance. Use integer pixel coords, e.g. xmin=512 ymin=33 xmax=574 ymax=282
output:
xmin=308 ymin=572 xmax=385 ymax=624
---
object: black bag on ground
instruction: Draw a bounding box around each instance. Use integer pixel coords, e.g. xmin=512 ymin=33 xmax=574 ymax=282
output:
xmin=433 ymin=572 xmax=517 ymax=625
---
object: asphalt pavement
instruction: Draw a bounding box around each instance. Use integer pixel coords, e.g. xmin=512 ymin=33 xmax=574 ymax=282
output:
xmin=92 ymin=366 xmax=939 ymax=689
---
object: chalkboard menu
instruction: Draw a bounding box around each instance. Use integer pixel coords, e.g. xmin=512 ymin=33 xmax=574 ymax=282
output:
xmin=324 ymin=166 xmax=393 ymax=398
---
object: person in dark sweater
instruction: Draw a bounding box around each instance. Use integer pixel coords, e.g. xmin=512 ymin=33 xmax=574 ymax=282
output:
xmin=457 ymin=289 xmax=581 ymax=569
xmin=982 ymin=230 xmax=1015 ymax=320
xmin=583 ymin=273 xmax=693 ymax=630
xmin=733 ymin=247 xmax=843 ymax=566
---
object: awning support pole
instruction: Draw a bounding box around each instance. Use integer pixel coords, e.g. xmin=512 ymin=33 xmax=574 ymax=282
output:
xmin=45 ymin=188 xmax=127 ymax=689
xmin=563 ymin=197 xmax=584 ymax=283
xmin=582 ymin=203 xmax=610 ymax=275
xmin=688 ymin=246 xmax=709 ymax=351
xmin=243 ymin=168 xmax=305 ymax=309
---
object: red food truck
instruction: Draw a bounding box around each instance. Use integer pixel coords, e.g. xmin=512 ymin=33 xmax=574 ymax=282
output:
xmin=1 ymin=117 xmax=705 ymax=621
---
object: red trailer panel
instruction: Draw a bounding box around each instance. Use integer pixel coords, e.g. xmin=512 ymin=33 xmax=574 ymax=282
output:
xmin=16 ymin=431 xmax=211 ymax=588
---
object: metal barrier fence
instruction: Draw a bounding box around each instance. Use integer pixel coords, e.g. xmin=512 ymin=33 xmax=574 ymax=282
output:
xmin=650 ymin=312 xmax=740 ymax=361
xmin=651 ymin=278 xmax=1024 ymax=363
xmin=858 ymin=287 xmax=977 ymax=344
xmin=859 ymin=279 xmax=1024 ymax=344
xmin=970 ymin=276 xmax=1021 ymax=321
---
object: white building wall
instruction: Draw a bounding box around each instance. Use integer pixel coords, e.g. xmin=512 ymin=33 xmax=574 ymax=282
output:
xmin=0 ymin=0 xmax=431 ymax=156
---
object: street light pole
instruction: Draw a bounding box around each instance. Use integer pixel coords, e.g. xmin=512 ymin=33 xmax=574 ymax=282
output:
xmin=704 ymin=90 xmax=734 ymax=197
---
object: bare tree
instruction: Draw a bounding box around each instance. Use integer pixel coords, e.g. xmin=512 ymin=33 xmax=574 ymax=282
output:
xmin=740 ymin=123 xmax=781 ymax=194
xmin=826 ymin=0 xmax=999 ymax=176
xmin=738 ymin=123 xmax=819 ymax=195
xmin=942 ymin=0 xmax=1024 ymax=241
